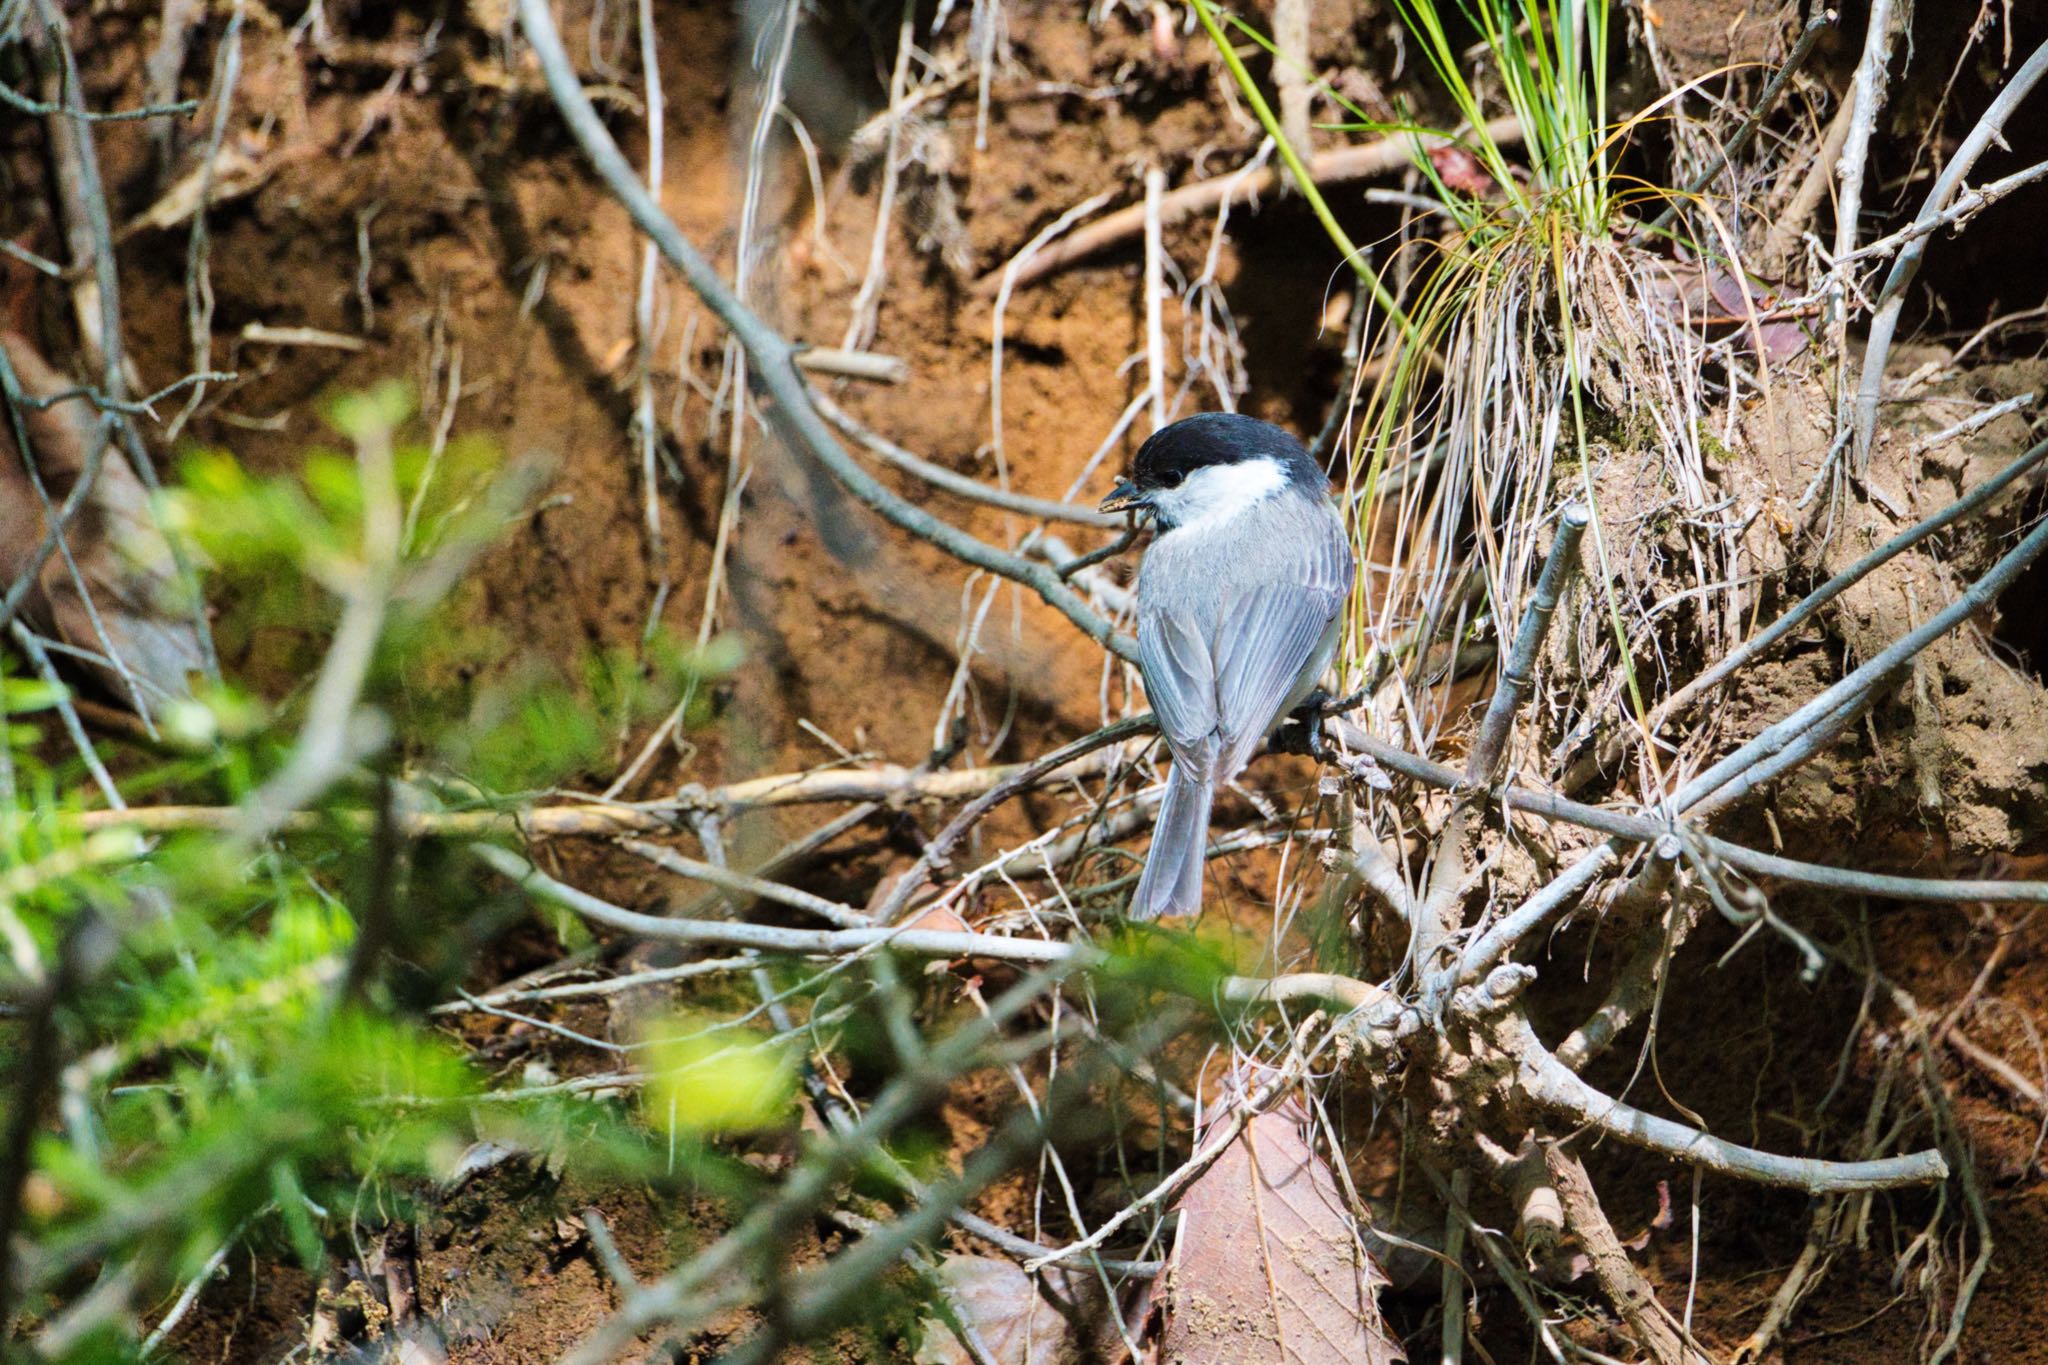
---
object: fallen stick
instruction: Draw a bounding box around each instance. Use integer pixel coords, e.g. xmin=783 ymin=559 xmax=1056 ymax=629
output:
xmin=968 ymin=115 xmax=1524 ymax=296
xmin=43 ymin=745 xmax=1134 ymax=837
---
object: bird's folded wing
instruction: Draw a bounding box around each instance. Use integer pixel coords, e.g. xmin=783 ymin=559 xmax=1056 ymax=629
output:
xmin=1213 ymin=581 xmax=1345 ymax=771
xmin=1138 ymin=609 xmax=1220 ymax=771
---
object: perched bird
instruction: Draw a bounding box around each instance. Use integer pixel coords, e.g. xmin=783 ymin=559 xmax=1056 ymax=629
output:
xmin=1100 ymin=413 xmax=1355 ymax=920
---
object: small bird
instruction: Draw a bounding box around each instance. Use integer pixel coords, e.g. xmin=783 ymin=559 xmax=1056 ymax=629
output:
xmin=1100 ymin=413 xmax=1355 ymax=920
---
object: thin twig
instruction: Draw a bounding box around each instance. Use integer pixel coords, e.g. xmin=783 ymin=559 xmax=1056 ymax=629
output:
xmin=1826 ymin=0 xmax=1902 ymax=458
xmin=1847 ymin=161 xmax=2048 ymax=267
xmin=616 ymin=838 xmax=874 ymax=928
xmin=1511 ymin=1019 xmax=1948 ymax=1192
xmin=812 ymin=390 xmax=1119 ymax=527
xmin=1639 ymin=12 xmax=1834 ymax=241
xmin=1853 ymin=37 xmax=2048 ymax=465
xmin=476 ymin=843 xmax=1080 ymax=964
xmin=793 ymin=347 xmax=908 ymax=384
xmin=1143 ymin=165 xmax=1169 ymax=432
xmin=0 ymin=81 xmax=196 ymax=123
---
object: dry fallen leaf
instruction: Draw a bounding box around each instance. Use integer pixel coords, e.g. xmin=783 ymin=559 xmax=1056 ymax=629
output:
xmin=914 ymin=1255 xmax=1107 ymax=1365
xmin=1642 ymin=257 xmax=1812 ymax=363
xmin=1160 ymin=1095 xmax=1403 ymax=1365
xmin=1 ymin=332 xmax=204 ymax=714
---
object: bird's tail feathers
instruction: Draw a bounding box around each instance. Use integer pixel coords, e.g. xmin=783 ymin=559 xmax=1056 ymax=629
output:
xmin=1128 ymin=762 xmax=1214 ymax=920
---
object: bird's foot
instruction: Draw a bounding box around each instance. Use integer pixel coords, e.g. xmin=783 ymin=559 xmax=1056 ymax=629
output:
xmin=1272 ymin=688 xmax=1338 ymax=762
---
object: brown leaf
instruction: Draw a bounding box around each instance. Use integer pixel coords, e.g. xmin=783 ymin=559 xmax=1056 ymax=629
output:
xmin=903 ymin=903 xmax=973 ymax=936
xmin=914 ymin=1255 xmax=1106 ymax=1365
xmin=1642 ymin=260 xmax=1812 ymax=363
xmin=1427 ymin=145 xmax=1493 ymax=196
xmin=1160 ymin=1097 xmax=1402 ymax=1365
xmin=1 ymin=333 xmax=203 ymax=713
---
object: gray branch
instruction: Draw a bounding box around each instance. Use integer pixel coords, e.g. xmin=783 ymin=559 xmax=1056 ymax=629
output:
xmin=1513 ymin=1018 xmax=1948 ymax=1193
xmin=1467 ymin=505 xmax=1588 ymax=782
xmin=1854 ymin=38 xmax=2048 ymax=466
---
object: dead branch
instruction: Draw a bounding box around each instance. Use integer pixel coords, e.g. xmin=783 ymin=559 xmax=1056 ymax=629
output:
xmin=1509 ymin=1017 xmax=1949 ymax=1193
xmin=1854 ymin=37 xmax=2048 ymax=465
xmin=616 ymin=838 xmax=875 ymax=928
xmin=49 ymin=742 xmax=1134 ymax=837
xmin=812 ymin=388 xmax=1119 ymax=527
xmin=1554 ymin=843 xmax=1700 ymax=1073
xmin=1466 ymin=505 xmax=1588 ymax=782
xmin=1759 ymin=95 xmax=1853 ymax=277
xmin=50 ymin=708 xmax=2048 ymax=911
xmin=870 ymin=716 xmax=1155 ymax=921
xmin=968 ymin=115 xmax=1525 ymax=296
xmin=1848 ymin=159 xmax=2048 ymax=267
xmin=1826 ymin=0 xmax=1902 ymax=367
xmin=1547 ymin=1146 xmax=1700 ymax=1364
xmin=1640 ymin=10 xmax=1834 ymax=242
xmin=694 ymin=1008 xmax=1187 ymax=1365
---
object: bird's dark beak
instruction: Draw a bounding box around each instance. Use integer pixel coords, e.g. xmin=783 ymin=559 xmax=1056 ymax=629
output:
xmin=1099 ymin=478 xmax=1145 ymax=515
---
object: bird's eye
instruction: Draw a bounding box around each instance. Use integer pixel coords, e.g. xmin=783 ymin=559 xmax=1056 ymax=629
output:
xmin=1157 ymin=469 xmax=1185 ymax=489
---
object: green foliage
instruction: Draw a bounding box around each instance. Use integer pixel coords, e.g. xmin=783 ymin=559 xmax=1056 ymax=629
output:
xmin=0 ymin=384 xmax=739 ymax=1353
xmin=1381 ymin=0 xmax=1613 ymax=230
xmin=641 ymin=1014 xmax=801 ymax=1137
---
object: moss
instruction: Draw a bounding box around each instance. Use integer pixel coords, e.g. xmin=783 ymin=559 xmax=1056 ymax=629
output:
xmin=1697 ymin=425 xmax=1735 ymax=465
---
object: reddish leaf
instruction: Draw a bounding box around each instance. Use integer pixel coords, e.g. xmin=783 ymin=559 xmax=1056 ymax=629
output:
xmin=1642 ymin=260 xmax=1812 ymax=363
xmin=1752 ymin=320 xmax=1812 ymax=363
xmin=1160 ymin=1097 xmax=1402 ymax=1364
xmin=1427 ymin=145 xmax=1493 ymax=196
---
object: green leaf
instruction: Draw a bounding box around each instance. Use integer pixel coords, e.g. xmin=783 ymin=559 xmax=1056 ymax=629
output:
xmin=641 ymin=1019 xmax=799 ymax=1137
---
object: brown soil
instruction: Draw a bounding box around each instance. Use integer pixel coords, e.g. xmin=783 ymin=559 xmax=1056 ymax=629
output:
xmin=9 ymin=0 xmax=2048 ymax=1359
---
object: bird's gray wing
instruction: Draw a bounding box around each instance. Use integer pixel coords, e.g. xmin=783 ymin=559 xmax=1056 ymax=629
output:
xmin=1211 ymin=584 xmax=1341 ymax=771
xmin=1212 ymin=517 xmax=1353 ymax=772
xmin=1137 ymin=608 xmax=1219 ymax=772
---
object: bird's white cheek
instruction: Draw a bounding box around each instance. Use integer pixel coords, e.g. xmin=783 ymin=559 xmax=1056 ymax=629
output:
xmin=1149 ymin=457 xmax=1289 ymax=530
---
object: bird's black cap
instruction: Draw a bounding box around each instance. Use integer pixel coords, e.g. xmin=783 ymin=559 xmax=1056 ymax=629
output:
xmin=1126 ymin=412 xmax=1325 ymax=494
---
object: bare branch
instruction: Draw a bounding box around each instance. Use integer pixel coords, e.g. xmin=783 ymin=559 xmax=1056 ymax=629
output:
xmin=473 ymin=843 xmax=1082 ymax=965
xmin=792 ymin=347 xmax=908 ymax=384
xmin=617 ymin=838 xmax=875 ymax=928
xmin=970 ymin=116 xmax=1525 ymax=295
xmin=1546 ymin=1147 xmax=1701 ymax=1363
xmin=812 ymin=389 xmax=1119 ymax=528
xmin=1854 ymin=38 xmax=2048 ymax=465
xmin=1638 ymin=11 xmax=1834 ymax=242
xmin=1467 ymin=505 xmax=1588 ymax=782
xmin=1511 ymin=1018 xmax=1948 ymax=1193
